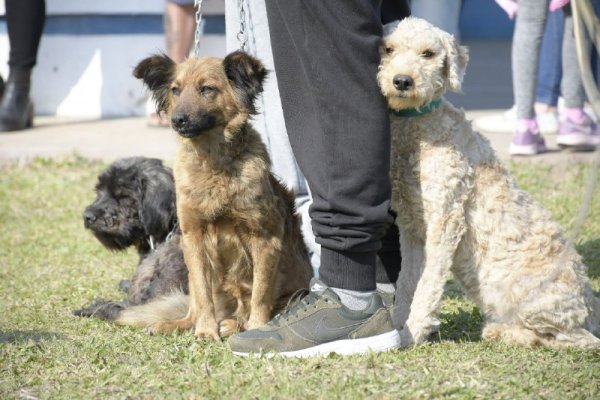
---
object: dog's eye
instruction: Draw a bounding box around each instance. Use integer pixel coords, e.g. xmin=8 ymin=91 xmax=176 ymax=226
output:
xmin=199 ymin=86 xmax=216 ymax=95
xmin=171 ymin=87 xmax=180 ymax=96
xmin=385 ymin=47 xmax=394 ymax=55
xmin=421 ymin=50 xmax=435 ymax=58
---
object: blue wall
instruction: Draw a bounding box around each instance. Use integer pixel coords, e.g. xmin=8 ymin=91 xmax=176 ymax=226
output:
xmin=0 ymin=1 xmax=512 ymax=39
xmin=0 ymin=14 xmax=225 ymax=36
xmin=460 ymin=0 xmax=515 ymax=39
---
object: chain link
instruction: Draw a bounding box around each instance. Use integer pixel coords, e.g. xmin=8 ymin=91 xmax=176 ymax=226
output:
xmin=193 ymin=0 xmax=204 ymax=56
xmin=237 ymin=0 xmax=248 ymax=51
xmin=194 ymin=0 xmax=247 ymax=56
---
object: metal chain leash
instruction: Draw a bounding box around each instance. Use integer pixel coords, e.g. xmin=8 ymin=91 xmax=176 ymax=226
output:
xmin=193 ymin=0 xmax=204 ymax=56
xmin=570 ymin=0 xmax=600 ymax=242
xmin=193 ymin=0 xmax=248 ymax=57
xmin=237 ymin=0 xmax=248 ymax=51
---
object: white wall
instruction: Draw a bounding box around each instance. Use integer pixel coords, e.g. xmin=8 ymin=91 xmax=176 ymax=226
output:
xmin=0 ymin=0 xmax=226 ymax=118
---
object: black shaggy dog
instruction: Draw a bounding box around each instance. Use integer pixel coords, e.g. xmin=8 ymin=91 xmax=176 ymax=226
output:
xmin=74 ymin=157 xmax=188 ymax=320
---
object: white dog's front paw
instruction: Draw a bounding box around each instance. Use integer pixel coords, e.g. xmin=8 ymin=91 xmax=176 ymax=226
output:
xmin=399 ymin=328 xmax=416 ymax=348
xmin=401 ymin=319 xmax=438 ymax=346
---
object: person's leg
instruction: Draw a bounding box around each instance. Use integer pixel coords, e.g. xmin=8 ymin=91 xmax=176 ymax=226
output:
xmin=164 ymin=0 xmax=196 ymax=63
xmin=266 ymin=0 xmax=393 ymax=292
xmin=375 ymin=210 xmax=401 ymax=305
xmin=536 ymin=9 xmax=563 ymax=108
xmin=557 ymin=6 xmax=600 ymax=147
xmin=229 ymin=0 xmax=409 ymax=357
xmin=513 ymin=0 xmax=548 ymax=119
xmin=225 ymin=0 xmax=316 ymax=269
xmin=148 ymin=0 xmax=195 ymax=127
xmin=0 ymin=0 xmax=46 ymax=132
xmin=560 ymin=8 xmax=587 ymax=111
xmin=509 ymin=0 xmax=548 ymax=155
xmin=474 ymin=5 xmax=560 ymax=136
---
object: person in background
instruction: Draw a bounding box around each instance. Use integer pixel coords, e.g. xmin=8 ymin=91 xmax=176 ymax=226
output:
xmin=410 ymin=0 xmax=462 ymax=40
xmin=0 ymin=0 xmax=46 ymax=132
xmin=474 ymin=8 xmax=565 ymax=136
xmin=498 ymin=0 xmax=599 ymax=155
xmin=148 ymin=0 xmax=196 ymax=127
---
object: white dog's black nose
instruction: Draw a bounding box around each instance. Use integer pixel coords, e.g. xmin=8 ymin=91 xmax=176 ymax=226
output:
xmin=393 ymin=75 xmax=413 ymax=91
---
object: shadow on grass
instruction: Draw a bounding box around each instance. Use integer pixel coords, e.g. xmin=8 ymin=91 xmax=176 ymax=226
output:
xmin=433 ymin=307 xmax=484 ymax=344
xmin=0 ymin=330 xmax=66 ymax=344
xmin=441 ymin=280 xmax=465 ymax=300
xmin=577 ymin=238 xmax=600 ymax=279
xmin=411 ymin=281 xmax=486 ymax=344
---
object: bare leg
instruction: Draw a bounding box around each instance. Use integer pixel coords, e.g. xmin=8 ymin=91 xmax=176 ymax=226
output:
xmin=148 ymin=2 xmax=196 ymax=126
xmin=165 ymin=2 xmax=196 ymax=63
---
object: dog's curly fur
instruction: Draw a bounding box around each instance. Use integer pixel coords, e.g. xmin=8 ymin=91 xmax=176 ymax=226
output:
xmin=380 ymin=17 xmax=600 ymax=348
xmin=74 ymin=157 xmax=188 ymax=320
xmin=115 ymin=52 xmax=313 ymax=339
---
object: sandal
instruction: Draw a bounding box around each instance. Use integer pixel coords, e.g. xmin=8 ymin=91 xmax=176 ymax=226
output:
xmin=147 ymin=112 xmax=170 ymax=128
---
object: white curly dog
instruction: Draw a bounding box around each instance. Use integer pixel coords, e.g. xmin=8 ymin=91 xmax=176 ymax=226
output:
xmin=379 ymin=17 xmax=600 ymax=348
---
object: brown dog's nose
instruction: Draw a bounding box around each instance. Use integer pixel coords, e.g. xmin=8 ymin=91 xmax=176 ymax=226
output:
xmin=171 ymin=112 xmax=189 ymax=130
xmin=393 ymin=75 xmax=413 ymax=91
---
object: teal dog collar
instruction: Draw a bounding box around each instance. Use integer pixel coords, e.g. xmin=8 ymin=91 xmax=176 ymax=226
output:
xmin=389 ymin=98 xmax=442 ymax=117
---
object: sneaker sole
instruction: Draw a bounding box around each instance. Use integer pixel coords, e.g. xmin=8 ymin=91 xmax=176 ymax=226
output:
xmin=509 ymin=143 xmax=546 ymax=156
xmin=232 ymin=330 xmax=401 ymax=358
xmin=557 ymin=133 xmax=600 ymax=147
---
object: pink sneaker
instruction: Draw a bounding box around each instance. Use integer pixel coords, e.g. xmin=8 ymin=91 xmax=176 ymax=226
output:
xmin=509 ymin=125 xmax=547 ymax=155
xmin=557 ymin=114 xmax=600 ymax=148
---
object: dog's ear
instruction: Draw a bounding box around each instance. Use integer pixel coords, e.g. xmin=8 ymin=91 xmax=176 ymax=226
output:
xmin=134 ymin=54 xmax=176 ymax=113
xmin=137 ymin=160 xmax=177 ymax=242
xmin=440 ymin=32 xmax=469 ymax=92
xmin=223 ymin=51 xmax=267 ymax=113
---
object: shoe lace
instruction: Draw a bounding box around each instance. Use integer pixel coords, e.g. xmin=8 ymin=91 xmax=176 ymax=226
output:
xmin=269 ymin=288 xmax=318 ymax=326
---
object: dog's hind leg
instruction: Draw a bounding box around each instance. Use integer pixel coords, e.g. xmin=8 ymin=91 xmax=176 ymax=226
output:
xmin=482 ymin=323 xmax=545 ymax=347
xmin=551 ymin=329 xmax=600 ymax=348
xmin=514 ymin=280 xmax=600 ymax=348
xmin=482 ymin=322 xmax=600 ymax=348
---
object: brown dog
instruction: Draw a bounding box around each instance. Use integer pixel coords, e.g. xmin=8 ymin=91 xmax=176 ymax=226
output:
xmin=116 ymin=52 xmax=313 ymax=339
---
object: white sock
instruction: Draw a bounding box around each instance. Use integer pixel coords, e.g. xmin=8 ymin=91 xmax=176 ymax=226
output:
xmin=331 ymin=288 xmax=376 ymax=311
xmin=376 ymin=283 xmax=396 ymax=294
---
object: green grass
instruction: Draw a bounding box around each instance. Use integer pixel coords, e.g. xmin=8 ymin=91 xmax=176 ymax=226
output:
xmin=1 ymin=156 xmax=599 ymax=399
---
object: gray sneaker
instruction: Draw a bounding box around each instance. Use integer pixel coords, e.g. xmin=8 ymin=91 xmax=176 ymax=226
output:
xmin=228 ymin=278 xmax=401 ymax=357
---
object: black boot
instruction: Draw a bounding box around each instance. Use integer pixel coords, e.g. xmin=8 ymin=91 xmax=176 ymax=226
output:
xmin=0 ymin=68 xmax=33 ymax=132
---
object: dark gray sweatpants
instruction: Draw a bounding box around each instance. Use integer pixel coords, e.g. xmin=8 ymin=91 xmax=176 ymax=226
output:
xmin=265 ymin=0 xmax=409 ymax=290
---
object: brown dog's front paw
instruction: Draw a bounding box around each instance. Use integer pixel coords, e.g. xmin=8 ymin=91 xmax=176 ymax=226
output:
xmin=194 ymin=324 xmax=221 ymax=341
xmin=219 ymin=318 xmax=241 ymax=337
xmin=245 ymin=316 xmax=269 ymax=331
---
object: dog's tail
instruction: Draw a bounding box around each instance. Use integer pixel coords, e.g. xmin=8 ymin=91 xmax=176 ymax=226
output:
xmin=115 ymin=291 xmax=189 ymax=329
